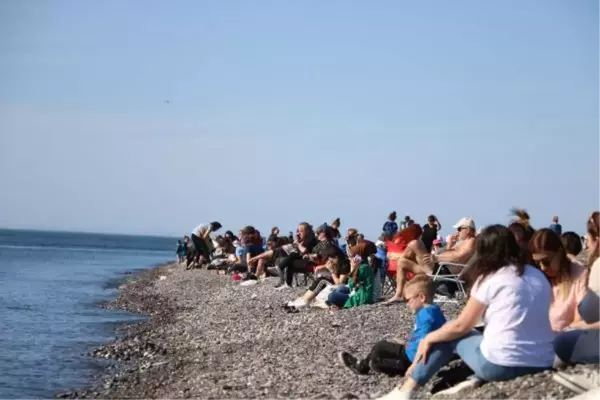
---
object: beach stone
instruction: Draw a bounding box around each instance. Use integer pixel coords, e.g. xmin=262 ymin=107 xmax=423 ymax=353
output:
xmin=64 ymin=263 xmax=597 ymax=400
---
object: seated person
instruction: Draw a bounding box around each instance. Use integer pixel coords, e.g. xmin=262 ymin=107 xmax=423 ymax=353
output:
xmin=327 ymin=241 xmax=377 ymax=309
xmin=240 ymin=226 xmax=266 ymax=279
xmin=339 ymin=275 xmax=446 ymax=376
xmin=434 ymin=217 xmax=477 ymax=271
xmin=284 ymin=246 xmax=350 ymax=311
xmin=385 ymin=224 xmax=435 ymax=304
xmin=274 ymin=222 xmax=319 ymax=288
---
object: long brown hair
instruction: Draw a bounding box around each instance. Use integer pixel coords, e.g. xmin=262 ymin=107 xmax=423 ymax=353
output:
xmin=349 ymin=240 xmax=376 ymax=282
xmin=471 ymin=225 xmax=526 ymax=285
xmin=587 ymin=211 xmax=600 ymax=267
xmin=530 ymin=228 xmax=572 ymax=299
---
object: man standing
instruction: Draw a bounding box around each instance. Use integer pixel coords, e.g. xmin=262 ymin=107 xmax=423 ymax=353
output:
xmin=550 ymin=216 xmax=562 ymax=236
xmin=421 ymin=215 xmax=442 ymax=253
xmin=189 ymin=222 xmax=222 ymax=268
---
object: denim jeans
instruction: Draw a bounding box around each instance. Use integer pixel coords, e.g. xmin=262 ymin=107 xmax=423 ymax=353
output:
xmin=328 ymin=285 xmax=351 ymax=307
xmin=554 ymin=329 xmax=600 ymax=365
xmin=410 ymin=331 xmax=550 ymax=385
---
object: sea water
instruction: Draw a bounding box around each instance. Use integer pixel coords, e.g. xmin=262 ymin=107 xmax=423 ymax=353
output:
xmin=0 ymin=229 xmax=175 ymax=398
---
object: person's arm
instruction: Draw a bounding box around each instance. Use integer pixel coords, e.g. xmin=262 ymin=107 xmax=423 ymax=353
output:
xmin=332 ymin=273 xmax=348 ymax=284
xmin=425 ymin=297 xmax=485 ymax=344
xmin=436 ymin=238 xmax=475 ymax=264
xmin=202 ymin=228 xmax=212 ymax=239
xmin=248 ymin=249 xmax=274 ymax=264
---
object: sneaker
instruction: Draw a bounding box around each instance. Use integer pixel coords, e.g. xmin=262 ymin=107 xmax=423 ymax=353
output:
xmin=240 ymin=280 xmax=258 ymax=287
xmin=338 ymin=351 xmax=367 ymax=375
xmin=431 ymin=376 xmax=483 ymax=398
xmin=376 ymin=387 xmax=412 ymax=400
xmin=276 ymin=284 xmax=291 ymax=291
xmin=552 ymin=371 xmax=597 ymax=395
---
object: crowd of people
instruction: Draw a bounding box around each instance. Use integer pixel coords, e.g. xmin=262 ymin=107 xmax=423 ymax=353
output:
xmin=174 ymin=209 xmax=599 ymax=399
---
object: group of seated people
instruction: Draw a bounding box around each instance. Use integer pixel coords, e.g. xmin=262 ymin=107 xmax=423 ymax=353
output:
xmin=178 ymin=209 xmax=599 ymax=398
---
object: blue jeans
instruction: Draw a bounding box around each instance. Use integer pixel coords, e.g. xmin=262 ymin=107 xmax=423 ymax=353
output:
xmin=328 ymin=285 xmax=350 ymax=307
xmin=554 ymin=329 xmax=600 ymax=365
xmin=410 ymin=331 xmax=550 ymax=385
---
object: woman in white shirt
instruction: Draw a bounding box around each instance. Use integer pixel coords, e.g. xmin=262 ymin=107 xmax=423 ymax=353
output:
xmin=378 ymin=225 xmax=555 ymax=400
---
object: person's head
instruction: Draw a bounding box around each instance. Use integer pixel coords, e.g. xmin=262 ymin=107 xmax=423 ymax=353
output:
xmin=453 ymin=217 xmax=476 ymax=240
xmin=215 ymin=235 xmax=224 ymax=245
xmin=375 ymin=240 xmax=386 ymax=250
xmin=315 ymin=223 xmax=333 ymax=241
xmin=553 ymin=216 xmax=559 ymax=224
xmin=241 ymin=225 xmax=260 ymax=245
xmin=224 ymin=230 xmax=235 ymax=240
xmin=403 ymin=275 xmax=435 ymax=313
xmin=210 ymin=222 xmax=222 ymax=232
xmin=432 ymin=238 xmax=441 ymax=249
xmin=331 ymin=218 xmax=341 ymax=229
xmin=471 ymin=224 xmax=526 ymax=283
xmin=586 ymin=211 xmax=600 ymax=267
xmin=271 ymin=226 xmax=280 ymax=236
xmin=407 ymin=219 xmax=415 ymax=226
xmin=561 ymin=232 xmax=583 ymax=258
xmin=297 ymin=222 xmax=314 ymax=241
xmin=530 ymin=229 xmax=572 ymax=296
xmin=388 ymin=212 xmax=397 ymax=221
xmin=346 ymin=228 xmax=359 ymax=246
xmin=267 ymin=234 xmax=281 ymax=250
xmin=178 ymin=240 xmax=182 ymax=244
xmin=404 ymin=215 xmax=411 ymax=222
xmin=323 ymin=246 xmax=343 ymax=267
xmin=427 ymin=215 xmax=437 ymax=225
xmin=394 ymin=223 xmax=423 ymax=244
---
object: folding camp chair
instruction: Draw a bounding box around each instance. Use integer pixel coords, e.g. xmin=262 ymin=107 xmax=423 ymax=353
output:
xmin=293 ymin=264 xmax=316 ymax=287
xmin=429 ymin=262 xmax=470 ymax=303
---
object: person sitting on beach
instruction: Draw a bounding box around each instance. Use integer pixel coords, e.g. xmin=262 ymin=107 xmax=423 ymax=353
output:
xmin=434 ymin=218 xmax=476 ymax=269
xmin=339 ymin=275 xmax=446 ymax=376
xmin=189 ymin=222 xmax=222 ymax=268
xmin=344 ymin=228 xmax=360 ymax=257
xmin=240 ymin=226 xmax=266 ymax=279
xmin=554 ymin=211 xmax=600 ymax=366
xmin=284 ymin=246 xmax=350 ymax=311
xmin=561 ymin=231 xmax=584 ymax=267
xmin=530 ymin=228 xmax=592 ymax=332
xmin=384 ymin=224 xmax=435 ymax=304
xmin=274 ymin=222 xmax=319 ymax=288
xmin=327 ymin=240 xmax=377 ymax=309
xmin=377 ymin=225 xmax=555 ymax=400
xmin=383 ymin=212 xmax=399 ymax=239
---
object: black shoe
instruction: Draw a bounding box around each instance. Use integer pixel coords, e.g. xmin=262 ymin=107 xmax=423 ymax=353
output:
xmin=431 ymin=362 xmax=475 ymax=395
xmin=338 ymin=352 xmax=368 ymax=375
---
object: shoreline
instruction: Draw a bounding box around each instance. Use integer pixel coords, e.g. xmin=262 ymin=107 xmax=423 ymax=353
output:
xmin=61 ymin=263 xmax=594 ymax=399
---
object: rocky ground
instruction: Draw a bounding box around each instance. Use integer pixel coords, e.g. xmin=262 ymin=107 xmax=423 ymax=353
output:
xmin=60 ymin=262 xmax=597 ymax=399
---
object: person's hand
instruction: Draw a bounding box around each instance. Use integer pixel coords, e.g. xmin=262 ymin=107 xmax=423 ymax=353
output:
xmin=303 ymin=254 xmax=311 ymax=260
xmin=413 ymin=336 xmax=432 ymax=366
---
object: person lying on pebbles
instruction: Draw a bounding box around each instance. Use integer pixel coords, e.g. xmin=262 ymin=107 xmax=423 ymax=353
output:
xmin=339 ymin=275 xmax=446 ymax=377
xmin=377 ymin=225 xmax=556 ymax=400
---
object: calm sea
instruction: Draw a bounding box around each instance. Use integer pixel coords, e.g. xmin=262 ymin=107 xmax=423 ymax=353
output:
xmin=0 ymin=229 xmax=175 ymax=398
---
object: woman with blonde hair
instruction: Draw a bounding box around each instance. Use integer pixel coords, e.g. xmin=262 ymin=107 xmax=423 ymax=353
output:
xmin=530 ymin=229 xmax=590 ymax=332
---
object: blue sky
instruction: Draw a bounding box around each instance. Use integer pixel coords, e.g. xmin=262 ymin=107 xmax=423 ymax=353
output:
xmin=0 ymin=0 xmax=598 ymax=238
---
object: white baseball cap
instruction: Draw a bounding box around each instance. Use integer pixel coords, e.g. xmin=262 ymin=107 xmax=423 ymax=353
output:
xmin=453 ymin=217 xmax=475 ymax=230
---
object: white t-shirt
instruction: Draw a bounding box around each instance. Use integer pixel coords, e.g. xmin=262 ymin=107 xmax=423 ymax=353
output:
xmin=192 ymin=224 xmax=209 ymax=237
xmin=471 ymin=264 xmax=554 ymax=368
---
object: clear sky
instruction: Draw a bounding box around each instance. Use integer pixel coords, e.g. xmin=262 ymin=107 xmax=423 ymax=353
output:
xmin=0 ymin=0 xmax=598 ymax=238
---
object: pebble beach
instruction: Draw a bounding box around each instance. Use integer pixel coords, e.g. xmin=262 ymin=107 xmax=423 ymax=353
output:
xmin=61 ymin=262 xmax=597 ymax=399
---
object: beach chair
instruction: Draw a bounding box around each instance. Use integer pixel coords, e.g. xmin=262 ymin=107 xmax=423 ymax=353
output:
xmin=429 ymin=262 xmax=470 ymax=303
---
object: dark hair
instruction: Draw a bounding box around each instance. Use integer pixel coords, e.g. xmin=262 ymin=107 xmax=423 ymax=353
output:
xmin=271 ymin=226 xmax=279 ymax=235
xmin=241 ymin=225 xmax=261 ymax=246
xmin=561 ymin=232 xmax=583 ymax=257
xmin=297 ymin=222 xmax=316 ymax=244
xmin=388 ymin=212 xmax=397 ymax=221
xmin=428 ymin=215 xmax=436 ymax=223
xmin=323 ymin=246 xmax=343 ymax=260
xmin=471 ymin=224 xmax=526 ymax=284
xmin=210 ymin=221 xmax=222 ymax=231
xmin=332 ymin=218 xmax=341 ymax=229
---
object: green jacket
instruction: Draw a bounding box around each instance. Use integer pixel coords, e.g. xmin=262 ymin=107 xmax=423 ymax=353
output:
xmin=344 ymin=263 xmax=374 ymax=309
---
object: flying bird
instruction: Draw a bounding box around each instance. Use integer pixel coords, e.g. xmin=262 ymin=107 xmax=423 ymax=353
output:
xmin=164 ymin=100 xmax=171 ymax=104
